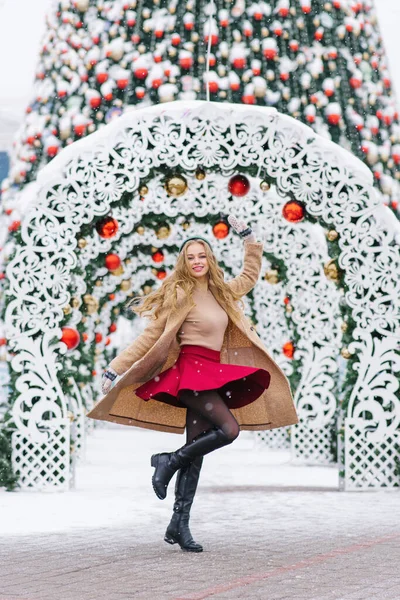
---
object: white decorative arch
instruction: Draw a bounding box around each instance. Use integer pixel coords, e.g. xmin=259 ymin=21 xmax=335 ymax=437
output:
xmin=5 ymin=101 xmax=400 ymax=490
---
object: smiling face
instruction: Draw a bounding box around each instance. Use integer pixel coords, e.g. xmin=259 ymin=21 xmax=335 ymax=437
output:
xmin=185 ymin=242 xmax=210 ymax=280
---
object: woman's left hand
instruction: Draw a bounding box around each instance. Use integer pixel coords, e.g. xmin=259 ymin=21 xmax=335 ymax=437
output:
xmin=227 ymin=214 xmax=256 ymax=242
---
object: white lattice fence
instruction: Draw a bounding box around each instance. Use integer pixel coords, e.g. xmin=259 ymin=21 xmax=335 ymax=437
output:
xmin=254 ymin=428 xmax=291 ymax=450
xmin=344 ymin=418 xmax=400 ymax=490
xmin=12 ymin=419 xmax=70 ymax=491
xmin=291 ymin=420 xmax=336 ymax=466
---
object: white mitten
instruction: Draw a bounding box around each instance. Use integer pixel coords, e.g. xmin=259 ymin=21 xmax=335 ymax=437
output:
xmin=227 ymin=214 xmax=256 ymax=242
xmin=101 ymin=367 xmax=118 ymax=395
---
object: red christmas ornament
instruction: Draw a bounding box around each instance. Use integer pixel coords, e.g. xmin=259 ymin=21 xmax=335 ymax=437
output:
xmin=89 ymin=95 xmax=101 ymax=109
xmin=74 ymin=124 xmax=86 ymax=136
xmin=96 ymin=217 xmax=119 ymax=238
xmin=109 ymin=323 xmax=117 ymax=333
xmin=350 ymin=76 xmax=362 ymax=89
xmin=61 ymin=327 xmax=80 ymax=350
xmin=109 ymin=293 xmax=115 ymax=300
xmin=204 ymin=34 xmax=218 ymax=45
xmin=0 ymin=338 xmax=6 ymax=346
xmin=282 ymin=201 xmax=305 ymax=223
xmin=263 ymin=47 xmax=277 ymax=60
xmin=157 ymin=270 xmax=167 ymax=280
xmin=96 ymin=72 xmax=108 ymax=84
xmin=105 ymin=337 xmax=111 ymax=346
xmin=0 ymin=273 xmax=5 ymax=280
xmin=279 ymin=7 xmax=289 ymax=17
xmin=314 ymin=28 xmax=324 ymax=41
xmin=152 ymin=78 xmax=163 ymax=89
xmin=82 ymin=333 xmax=89 ymax=342
xmin=206 ymin=81 xmax=219 ymax=93
xmin=242 ymin=94 xmax=255 ymax=104
xmin=179 ymin=56 xmax=193 ymax=70
xmin=105 ymin=253 xmax=121 ymax=270
xmin=233 ymin=57 xmax=246 ymax=69
xmin=152 ymin=251 xmax=164 ymax=263
xmin=282 ymin=342 xmax=295 ymax=359
xmin=8 ymin=220 xmax=21 ymax=232
xmin=95 ymin=332 xmax=103 ymax=343
xmin=228 ymin=174 xmax=250 ymax=197
xmin=47 ymin=145 xmax=59 ymax=157
xmin=117 ymin=77 xmax=129 ymax=90
xmin=327 ymin=113 xmax=340 ymax=125
xmin=92 ymin=370 xmax=97 ymax=376
xmin=213 ymin=221 xmax=229 ymax=239
xmin=283 ymin=296 xmax=290 ymax=305
xmin=134 ymin=67 xmax=148 ymax=79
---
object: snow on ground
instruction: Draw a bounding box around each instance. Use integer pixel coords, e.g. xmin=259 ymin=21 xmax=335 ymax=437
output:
xmin=0 ymin=424 xmax=338 ymax=537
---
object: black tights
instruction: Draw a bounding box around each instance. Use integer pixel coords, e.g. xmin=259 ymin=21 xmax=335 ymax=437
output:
xmin=178 ymin=389 xmax=240 ymax=444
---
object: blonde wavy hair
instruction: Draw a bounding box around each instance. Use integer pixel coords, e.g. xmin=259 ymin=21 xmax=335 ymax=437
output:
xmin=125 ymin=239 xmax=245 ymax=323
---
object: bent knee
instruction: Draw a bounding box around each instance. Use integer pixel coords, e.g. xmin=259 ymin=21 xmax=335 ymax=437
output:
xmin=220 ymin=422 xmax=240 ymax=443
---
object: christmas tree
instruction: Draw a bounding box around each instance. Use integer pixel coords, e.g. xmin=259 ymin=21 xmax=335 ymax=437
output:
xmin=0 ymin=0 xmax=399 ymax=212
xmin=0 ymin=0 xmax=399 ymax=488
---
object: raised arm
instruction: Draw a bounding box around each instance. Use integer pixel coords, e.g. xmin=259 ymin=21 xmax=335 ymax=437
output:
xmin=226 ymin=214 xmax=263 ymax=297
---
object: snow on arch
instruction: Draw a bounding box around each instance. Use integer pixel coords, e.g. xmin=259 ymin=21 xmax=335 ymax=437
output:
xmin=5 ymin=100 xmax=400 ymax=490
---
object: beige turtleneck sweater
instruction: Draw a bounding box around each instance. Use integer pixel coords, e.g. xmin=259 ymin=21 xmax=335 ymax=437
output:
xmin=177 ymin=286 xmax=229 ymax=352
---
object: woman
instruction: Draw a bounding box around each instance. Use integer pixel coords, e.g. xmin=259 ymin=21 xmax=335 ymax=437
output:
xmin=87 ymin=214 xmax=298 ymax=553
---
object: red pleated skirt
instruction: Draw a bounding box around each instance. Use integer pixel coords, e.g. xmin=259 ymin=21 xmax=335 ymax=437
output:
xmin=135 ymin=344 xmax=271 ymax=410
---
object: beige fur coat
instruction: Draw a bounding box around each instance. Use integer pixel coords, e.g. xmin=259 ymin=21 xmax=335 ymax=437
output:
xmin=87 ymin=241 xmax=299 ymax=434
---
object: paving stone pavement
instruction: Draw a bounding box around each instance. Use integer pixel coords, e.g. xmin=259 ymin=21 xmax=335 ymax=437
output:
xmin=1 ymin=425 xmax=400 ymax=600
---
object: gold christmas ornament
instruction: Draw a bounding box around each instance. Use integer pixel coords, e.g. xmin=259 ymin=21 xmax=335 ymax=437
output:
xmin=110 ymin=265 xmax=124 ymax=276
xmin=95 ymin=280 xmax=103 ymax=287
xmin=63 ymin=305 xmax=72 ymax=315
xmin=125 ymin=258 xmax=132 ymax=264
xmin=156 ymin=226 xmax=171 ymax=239
xmin=264 ymin=269 xmax=279 ymax=284
xmin=195 ymin=168 xmax=206 ymax=180
xmin=164 ymin=174 xmax=188 ymax=197
xmin=136 ymin=225 xmax=145 ymax=235
xmin=326 ymin=229 xmax=339 ymax=242
xmin=77 ymin=238 xmax=87 ymax=249
xmin=341 ymin=347 xmax=352 ymax=359
xmin=139 ymin=184 xmax=149 ymax=195
xmin=323 ymin=259 xmax=341 ymax=283
xmin=113 ymin=307 xmax=120 ymax=315
xmin=67 ymin=410 xmax=75 ymax=422
xmin=286 ymin=304 xmax=293 ymax=314
xmin=120 ymin=279 xmax=131 ymax=291
xmin=260 ymin=180 xmax=270 ymax=192
xmin=341 ymin=321 xmax=348 ymax=333
xmin=143 ymin=285 xmax=153 ymax=294
xmin=83 ymin=294 xmax=99 ymax=314
xmin=71 ymin=297 xmax=81 ymax=308
xmin=182 ymin=221 xmax=191 ymax=230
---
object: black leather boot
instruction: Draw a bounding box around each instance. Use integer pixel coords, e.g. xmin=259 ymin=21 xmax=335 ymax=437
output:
xmin=164 ymin=456 xmax=204 ymax=552
xmin=151 ymin=426 xmax=234 ymax=500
